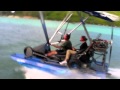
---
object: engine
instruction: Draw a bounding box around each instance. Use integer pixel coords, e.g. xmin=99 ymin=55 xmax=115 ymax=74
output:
xmin=92 ymin=39 xmax=109 ymax=52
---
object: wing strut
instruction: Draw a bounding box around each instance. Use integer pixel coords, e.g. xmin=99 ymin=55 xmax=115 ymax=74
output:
xmin=108 ymin=24 xmax=114 ymax=66
xmin=68 ymin=16 xmax=89 ymax=34
xmin=49 ymin=12 xmax=73 ymax=43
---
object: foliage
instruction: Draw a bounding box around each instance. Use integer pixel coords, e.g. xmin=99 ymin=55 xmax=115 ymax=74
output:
xmin=7 ymin=11 xmax=120 ymax=27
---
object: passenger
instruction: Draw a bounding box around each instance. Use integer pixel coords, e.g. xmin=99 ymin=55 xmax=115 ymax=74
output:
xmin=59 ymin=36 xmax=88 ymax=65
xmin=46 ymin=34 xmax=72 ymax=57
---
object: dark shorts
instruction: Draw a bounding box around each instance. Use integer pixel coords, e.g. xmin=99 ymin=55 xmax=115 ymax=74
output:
xmin=56 ymin=50 xmax=66 ymax=55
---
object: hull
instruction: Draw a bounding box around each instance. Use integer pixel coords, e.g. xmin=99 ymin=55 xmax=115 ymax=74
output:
xmin=11 ymin=53 xmax=68 ymax=75
xmin=11 ymin=53 xmax=109 ymax=79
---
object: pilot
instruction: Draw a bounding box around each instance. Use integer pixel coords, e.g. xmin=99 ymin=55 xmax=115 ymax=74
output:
xmin=46 ymin=34 xmax=72 ymax=57
xmin=60 ymin=36 xmax=88 ymax=65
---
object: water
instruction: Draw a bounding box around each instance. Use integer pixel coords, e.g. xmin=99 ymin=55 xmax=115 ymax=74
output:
xmin=0 ymin=16 xmax=120 ymax=79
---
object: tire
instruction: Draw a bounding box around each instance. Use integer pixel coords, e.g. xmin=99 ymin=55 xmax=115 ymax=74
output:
xmin=24 ymin=46 xmax=33 ymax=58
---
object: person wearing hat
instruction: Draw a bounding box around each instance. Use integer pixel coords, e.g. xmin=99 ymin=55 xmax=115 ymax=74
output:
xmin=60 ymin=36 xmax=88 ymax=66
xmin=46 ymin=34 xmax=72 ymax=57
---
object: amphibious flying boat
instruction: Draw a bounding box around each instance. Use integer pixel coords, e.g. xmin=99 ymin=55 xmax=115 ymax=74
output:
xmin=11 ymin=11 xmax=120 ymax=77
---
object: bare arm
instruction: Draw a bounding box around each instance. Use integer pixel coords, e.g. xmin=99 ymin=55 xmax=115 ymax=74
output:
xmin=50 ymin=40 xmax=66 ymax=49
xmin=51 ymin=44 xmax=61 ymax=48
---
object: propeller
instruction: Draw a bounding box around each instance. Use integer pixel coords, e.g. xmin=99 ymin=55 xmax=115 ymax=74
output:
xmin=108 ymin=24 xmax=114 ymax=66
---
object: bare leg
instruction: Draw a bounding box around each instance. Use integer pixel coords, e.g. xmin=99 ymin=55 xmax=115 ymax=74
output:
xmin=64 ymin=50 xmax=76 ymax=61
xmin=60 ymin=50 xmax=76 ymax=65
xmin=47 ymin=51 xmax=57 ymax=57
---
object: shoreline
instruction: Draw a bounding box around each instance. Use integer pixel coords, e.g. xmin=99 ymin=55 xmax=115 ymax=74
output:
xmin=7 ymin=15 xmax=38 ymax=19
xmin=1 ymin=15 xmax=120 ymax=28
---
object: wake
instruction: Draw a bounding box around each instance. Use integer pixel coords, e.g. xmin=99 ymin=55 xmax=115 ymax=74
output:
xmin=15 ymin=66 xmax=107 ymax=79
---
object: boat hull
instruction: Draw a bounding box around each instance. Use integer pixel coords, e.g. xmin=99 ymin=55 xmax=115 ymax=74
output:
xmin=11 ymin=53 xmax=109 ymax=79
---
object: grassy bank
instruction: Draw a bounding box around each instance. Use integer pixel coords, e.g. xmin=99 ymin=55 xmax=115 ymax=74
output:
xmin=12 ymin=11 xmax=120 ymax=27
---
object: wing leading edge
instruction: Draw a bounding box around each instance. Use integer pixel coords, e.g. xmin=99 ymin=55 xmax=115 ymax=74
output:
xmin=82 ymin=11 xmax=120 ymax=22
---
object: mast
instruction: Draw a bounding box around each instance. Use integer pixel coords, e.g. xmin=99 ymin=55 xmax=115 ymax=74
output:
xmin=39 ymin=11 xmax=51 ymax=51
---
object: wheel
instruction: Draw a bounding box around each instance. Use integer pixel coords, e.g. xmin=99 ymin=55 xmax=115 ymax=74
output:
xmin=24 ymin=47 xmax=33 ymax=58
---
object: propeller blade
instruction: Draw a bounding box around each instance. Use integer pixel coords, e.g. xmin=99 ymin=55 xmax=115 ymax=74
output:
xmin=109 ymin=25 xmax=114 ymax=65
